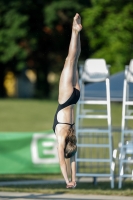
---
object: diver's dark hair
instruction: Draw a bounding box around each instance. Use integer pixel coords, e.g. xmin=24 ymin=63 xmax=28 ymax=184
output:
xmin=64 ymin=127 xmax=77 ymax=159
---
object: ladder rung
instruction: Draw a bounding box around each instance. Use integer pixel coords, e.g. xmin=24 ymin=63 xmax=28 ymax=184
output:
xmin=122 ymin=130 xmax=133 ymax=134
xmin=76 ymin=173 xmax=112 ymax=177
xmin=77 ymin=144 xmax=110 ymax=148
xmin=124 ymin=116 xmax=133 ymax=119
xmin=119 ymin=144 xmax=133 ymax=148
xmin=76 ymin=158 xmax=111 ymax=162
xmin=77 ymin=129 xmax=110 ymax=133
xmin=120 ymin=160 xmax=133 ymax=163
xmin=125 ymin=101 xmax=133 ymax=105
xmin=78 ymin=115 xmax=108 ymax=119
xmin=119 ymin=174 xmax=133 ymax=178
xmin=79 ymin=100 xmax=107 ymax=105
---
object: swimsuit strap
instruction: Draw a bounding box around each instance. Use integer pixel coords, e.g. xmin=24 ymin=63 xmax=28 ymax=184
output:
xmin=58 ymin=122 xmax=75 ymax=128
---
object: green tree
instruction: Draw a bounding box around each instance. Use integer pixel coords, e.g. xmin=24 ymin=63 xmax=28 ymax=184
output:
xmin=0 ymin=0 xmax=90 ymax=98
xmin=82 ymin=0 xmax=133 ymax=74
xmin=0 ymin=1 xmax=28 ymax=96
xmin=0 ymin=0 xmax=51 ymax=97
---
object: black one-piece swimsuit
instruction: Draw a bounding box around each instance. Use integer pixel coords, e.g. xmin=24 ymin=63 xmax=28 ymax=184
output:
xmin=53 ymin=88 xmax=80 ymax=133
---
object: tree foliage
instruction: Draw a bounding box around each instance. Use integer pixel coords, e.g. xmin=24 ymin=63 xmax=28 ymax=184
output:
xmin=0 ymin=0 xmax=89 ymax=98
xmin=82 ymin=0 xmax=133 ymax=73
xmin=0 ymin=1 xmax=28 ymax=69
xmin=1 ymin=0 xmax=132 ymax=98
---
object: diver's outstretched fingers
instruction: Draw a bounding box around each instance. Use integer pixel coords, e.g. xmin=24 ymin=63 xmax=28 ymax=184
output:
xmin=66 ymin=181 xmax=77 ymax=189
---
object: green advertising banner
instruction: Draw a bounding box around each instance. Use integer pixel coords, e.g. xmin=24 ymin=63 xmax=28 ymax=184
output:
xmin=0 ymin=131 xmax=60 ymax=174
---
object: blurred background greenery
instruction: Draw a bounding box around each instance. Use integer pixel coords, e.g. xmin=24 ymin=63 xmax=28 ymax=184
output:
xmin=0 ymin=0 xmax=133 ymax=99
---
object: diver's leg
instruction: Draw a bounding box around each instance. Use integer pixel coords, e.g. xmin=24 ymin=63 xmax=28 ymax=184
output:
xmin=58 ymin=13 xmax=82 ymax=104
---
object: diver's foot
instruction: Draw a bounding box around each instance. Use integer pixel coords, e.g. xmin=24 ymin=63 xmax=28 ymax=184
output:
xmin=72 ymin=13 xmax=82 ymax=32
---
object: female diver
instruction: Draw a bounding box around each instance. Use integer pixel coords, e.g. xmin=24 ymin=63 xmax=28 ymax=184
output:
xmin=53 ymin=13 xmax=82 ymax=189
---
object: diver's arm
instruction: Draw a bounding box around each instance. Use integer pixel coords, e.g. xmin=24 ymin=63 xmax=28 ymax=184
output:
xmin=57 ymin=137 xmax=69 ymax=184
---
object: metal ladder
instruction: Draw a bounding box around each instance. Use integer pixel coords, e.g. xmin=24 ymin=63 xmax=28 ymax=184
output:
xmin=76 ymin=59 xmax=114 ymax=188
xmin=118 ymin=59 xmax=133 ymax=188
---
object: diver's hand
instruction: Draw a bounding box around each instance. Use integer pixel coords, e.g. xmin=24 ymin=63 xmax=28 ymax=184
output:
xmin=66 ymin=181 xmax=76 ymax=189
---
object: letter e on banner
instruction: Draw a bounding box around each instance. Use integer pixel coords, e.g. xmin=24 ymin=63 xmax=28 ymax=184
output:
xmin=31 ymin=133 xmax=58 ymax=164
